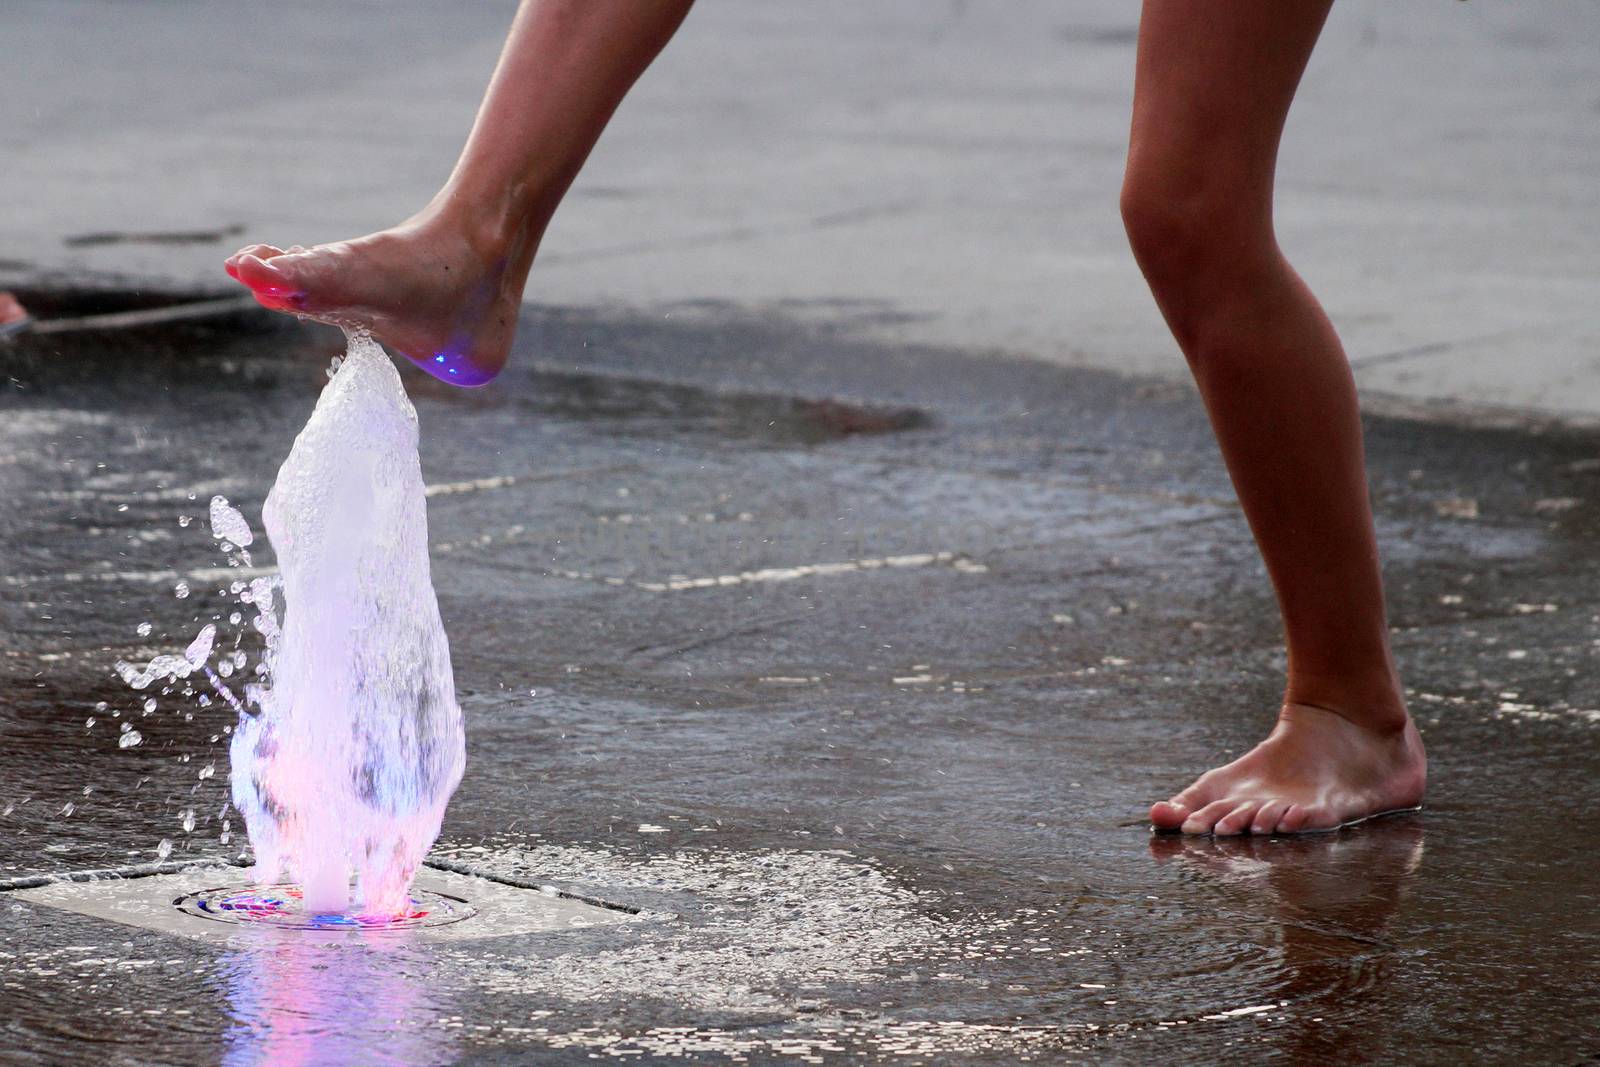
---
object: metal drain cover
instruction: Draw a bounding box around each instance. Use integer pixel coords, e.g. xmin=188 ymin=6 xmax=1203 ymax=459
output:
xmin=173 ymin=883 xmax=478 ymax=932
xmin=9 ymin=864 xmax=647 ymax=943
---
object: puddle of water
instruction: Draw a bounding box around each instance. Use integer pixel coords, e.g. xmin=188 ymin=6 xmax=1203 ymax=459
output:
xmin=420 ymin=366 xmax=930 ymax=447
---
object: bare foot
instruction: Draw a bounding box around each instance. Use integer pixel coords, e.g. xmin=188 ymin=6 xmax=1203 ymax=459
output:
xmin=225 ymin=212 xmax=530 ymax=387
xmin=1150 ymin=702 xmax=1426 ymax=835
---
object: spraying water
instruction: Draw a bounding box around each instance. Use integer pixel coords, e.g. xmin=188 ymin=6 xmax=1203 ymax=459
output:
xmin=236 ymin=330 xmax=465 ymax=914
xmin=117 ymin=331 xmax=466 ymax=916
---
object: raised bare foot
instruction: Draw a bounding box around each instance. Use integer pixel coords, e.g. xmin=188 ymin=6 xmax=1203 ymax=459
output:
xmin=1150 ymin=702 xmax=1426 ymax=835
xmin=225 ymin=212 xmax=530 ymax=387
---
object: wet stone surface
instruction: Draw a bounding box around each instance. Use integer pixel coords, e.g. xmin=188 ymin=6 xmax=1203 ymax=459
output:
xmin=2 ymin=305 xmax=1599 ymax=1064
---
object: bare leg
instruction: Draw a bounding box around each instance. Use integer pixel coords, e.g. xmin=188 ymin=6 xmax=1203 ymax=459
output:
xmin=226 ymin=0 xmax=694 ymax=385
xmin=1121 ymin=1 xmax=1425 ymax=834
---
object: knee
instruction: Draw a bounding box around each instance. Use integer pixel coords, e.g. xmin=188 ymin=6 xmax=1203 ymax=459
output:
xmin=1119 ymin=153 xmax=1270 ymax=305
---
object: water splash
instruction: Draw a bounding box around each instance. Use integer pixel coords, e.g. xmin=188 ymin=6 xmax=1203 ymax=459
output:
xmin=209 ymin=495 xmax=255 ymax=553
xmin=230 ymin=330 xmax=465 ymax=915
xmin=114 ymin=330 xmax=465 ymax=917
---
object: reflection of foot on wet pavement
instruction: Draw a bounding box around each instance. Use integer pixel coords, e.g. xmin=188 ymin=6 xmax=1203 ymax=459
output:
xmin=225 ymin=208 xmax=532 ymax=387
xmin=1150 ymin=819 xmax=1425 ymax=934
xmin=1152 ymin=821 xmax=1426 ymax=1060
xmin=1149 ymin=702 xmax=1427 ymax=835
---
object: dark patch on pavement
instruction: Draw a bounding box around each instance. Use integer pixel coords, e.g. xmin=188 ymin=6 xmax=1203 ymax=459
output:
xmin=63 ymin=225 xmax=247 ymax=248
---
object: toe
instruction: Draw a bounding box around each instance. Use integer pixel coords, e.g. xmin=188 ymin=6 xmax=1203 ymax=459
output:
xmin=1213 ymin=801 xmax=1260 ymax=837
xmin=1276 ymin=805 xmax=1310 ymax=834
xmin=1180 ymin=799 xmax=1238 ymax=836
xmin=1151 ymin=779 xmax=1213 ymax=831
xmin=228 ymin=243 xmax=286 ymax=265
xmin=1252 ymin=799 xmax=1291 ymax=835
xmin=234 ymin=254 xmax=305 ymax=308
xmin=1150 ymin=800 xmax=1190 ymax=830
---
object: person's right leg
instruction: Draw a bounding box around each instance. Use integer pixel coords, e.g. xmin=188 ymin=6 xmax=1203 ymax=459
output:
xmin=1121 ymin=0 xmax=1426 ymax=834
xmin=227 ymin=0 xmax=694 ymax=385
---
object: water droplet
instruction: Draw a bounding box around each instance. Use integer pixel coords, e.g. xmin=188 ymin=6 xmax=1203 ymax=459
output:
xmin=229 ymin=612 xmax=242 ymax=625
xmin=178 ymin=515 xmax=192 ymax=527
xmin=209 ymin=495 xmax=254 ymax=548
xmin=217 ymin=660 xmax=234 ymax=678
xmin=143 ymin=698 xmax=157 ymax=714
xmin=84 ymin=717 xmax=95 ymax=729
xmin=181 ymin=809 xmax=196 ymax=833
xmin=198 ymin=763 xmax=215 ymax=780
xmin=156 ymin=838 xmax=172 ymax=860
xmin=136 ymin=622 xmax=153 ymax=637
xmin=60 ymin=802 xmax=75 ymax=817
xmin=185 ymin=623 xmax=216 ymax=668
xmin=174 ymin=581 xmax=190 ymax=599
xmin=118 ymin=729 xmax=143 ymax=749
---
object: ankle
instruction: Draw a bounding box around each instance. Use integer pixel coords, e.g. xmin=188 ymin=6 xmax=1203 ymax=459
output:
xmin=421 ymin=182 xmax=550 ymax=270
xmin=1285 ymin=667 xmax=1409 ymax=735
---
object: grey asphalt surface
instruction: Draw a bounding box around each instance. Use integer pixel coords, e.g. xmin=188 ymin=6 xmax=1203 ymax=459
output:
xmin=5 ymin=0 xmax=1600 ymax=420
xmin=2 ymin=308 xmax=1599 ymax=1064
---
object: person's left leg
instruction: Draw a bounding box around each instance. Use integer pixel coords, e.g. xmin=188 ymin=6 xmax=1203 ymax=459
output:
xmin=227 ymin=0 xmax=694 ymax=385
xmin=1121 ymin=0 xmax=1426 ymax=834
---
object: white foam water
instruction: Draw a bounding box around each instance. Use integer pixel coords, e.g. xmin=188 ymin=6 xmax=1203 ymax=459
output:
xmin=228 ymin=330 xmax=466 ymax=915
xmin=117 ymin=331 xmax=465 ymax=916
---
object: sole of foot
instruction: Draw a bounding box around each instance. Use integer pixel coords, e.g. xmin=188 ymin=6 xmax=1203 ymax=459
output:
xmin=225 ymin=225 xmax=522 ymax=388
xmin=1148 ymin=702 xmax=1427 ymax=837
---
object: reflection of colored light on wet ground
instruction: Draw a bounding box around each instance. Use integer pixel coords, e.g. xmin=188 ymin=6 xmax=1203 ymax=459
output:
xmin=201 ymin=886 xmax=429 ymax=927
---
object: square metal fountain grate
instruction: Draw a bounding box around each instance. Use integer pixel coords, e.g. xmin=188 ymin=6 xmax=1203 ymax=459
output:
xmin=4 ymin=859 xmax=652 ymax=943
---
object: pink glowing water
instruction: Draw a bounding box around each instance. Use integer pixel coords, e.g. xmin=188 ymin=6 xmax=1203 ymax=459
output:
xmin=119 ymin=330 xmax=465 ymax=916
xmin=231 ymin=331 xmax=465 ymax=914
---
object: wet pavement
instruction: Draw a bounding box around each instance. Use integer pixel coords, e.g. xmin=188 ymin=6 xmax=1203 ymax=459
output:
xmin=2 ymin=306 xmax=1598 ymax=1064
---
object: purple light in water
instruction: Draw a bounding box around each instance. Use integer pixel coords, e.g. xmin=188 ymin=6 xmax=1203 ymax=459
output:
xmin=430 ymin=349 xmax=470 ymax=381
